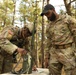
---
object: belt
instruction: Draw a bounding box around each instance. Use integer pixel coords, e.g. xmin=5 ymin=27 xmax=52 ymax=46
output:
xmin=54 ymin=42 xmax=73 ymax=49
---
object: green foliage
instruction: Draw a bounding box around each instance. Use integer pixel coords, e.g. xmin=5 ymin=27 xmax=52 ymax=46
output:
xmin=0 ymin=0 xmax=17 ymax=29
xmin=19 ymin=0 xmax=41 ymax=23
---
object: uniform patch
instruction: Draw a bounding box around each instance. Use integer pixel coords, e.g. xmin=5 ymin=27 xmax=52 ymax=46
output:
xmin=7 ymin=30 xmax=14 ymax=40
xmin=8 ymin=30 xmax=13 ymax=35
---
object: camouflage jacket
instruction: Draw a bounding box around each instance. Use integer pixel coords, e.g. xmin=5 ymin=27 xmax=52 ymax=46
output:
xmin=46 ymin=14 xmax=76 ymax=49
xmin=0 ymin=26 xmax=30 ymax=55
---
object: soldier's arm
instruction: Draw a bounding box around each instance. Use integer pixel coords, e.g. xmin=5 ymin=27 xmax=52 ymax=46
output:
xmin=0 ymin=27 xmax=26 ymax=55
xmin=0 ymin=27 xmax=18 ymax=54
xmin=0 ymin=39 xmax=18 ymax=55
xmin=67 ymin=16 xmax=76 ymax=37
xmin=42 ymin=28 xmax=51 ymax=67
xmin=67 ymin=16 xmax=76 ymax=55
xmin=46 ymin=27 xmax=52 ymax=53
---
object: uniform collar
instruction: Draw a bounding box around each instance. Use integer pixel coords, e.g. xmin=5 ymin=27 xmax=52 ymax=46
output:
xmin=54 ymin=14 xmax=66 ymax=23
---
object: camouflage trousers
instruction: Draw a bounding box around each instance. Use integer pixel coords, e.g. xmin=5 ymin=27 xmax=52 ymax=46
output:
xmin=48 ymin=43 xmax=76 ymax=75
xmin=0 ymin=54 xmax=13 ymax=74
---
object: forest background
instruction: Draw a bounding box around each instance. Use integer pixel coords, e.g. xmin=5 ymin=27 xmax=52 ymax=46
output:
xmin=0 ymin=0 xmax=76 ymax=68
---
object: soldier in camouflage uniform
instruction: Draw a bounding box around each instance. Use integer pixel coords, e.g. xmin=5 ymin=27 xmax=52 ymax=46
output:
xmin=41 ymin=4 xmax=76 ymax=75
xmin=0 ymin=24 xmax=35 ymax=74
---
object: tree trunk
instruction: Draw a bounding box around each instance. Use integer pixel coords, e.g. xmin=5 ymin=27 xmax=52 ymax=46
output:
xmin=12 ymin=0 xmax=16 ymax=26
xmin=41 ymin=0 xmax=45 ymax=68
xmin=47 ymin=0 xmax=49 ymax=4
xmin=64 ymin=0 xmax=76 ymax=16
xmin=3 ymin=7 xmax=7 ymax=27
xmin=75 ymin=1 xmax=76 ymax=18
xmin=64 ymin=0 xmax=71 ymax=16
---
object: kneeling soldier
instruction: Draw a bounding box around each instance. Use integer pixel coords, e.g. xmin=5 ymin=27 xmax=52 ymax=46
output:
xmin=0 ymin=24 xmax=35 ymax=74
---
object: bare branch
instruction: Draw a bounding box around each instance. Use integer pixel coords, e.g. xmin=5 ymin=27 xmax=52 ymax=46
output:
xmin=69 ymin=0 xmax=76 ymax=5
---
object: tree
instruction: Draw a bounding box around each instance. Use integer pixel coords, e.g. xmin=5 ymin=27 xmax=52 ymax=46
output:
xmin=64 ymin=0 xmax=76 ymax=16
xmin=12 ymin=0 xmax=17 ymax=25
xmin=0 ymin=0 xmax=18 ymax=28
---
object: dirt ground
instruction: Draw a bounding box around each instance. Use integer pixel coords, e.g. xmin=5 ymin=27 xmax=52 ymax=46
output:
xmin=13 ymin=54 xmax=66 ymax=75
xmin=13 ymin=63 xmax=66 ymax=75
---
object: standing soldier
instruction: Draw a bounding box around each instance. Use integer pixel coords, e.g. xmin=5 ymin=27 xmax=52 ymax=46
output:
xmin=0 ymin=24 xmax=36 ymax=74
xmin=40 ymin=4 xmax=76 ymax=75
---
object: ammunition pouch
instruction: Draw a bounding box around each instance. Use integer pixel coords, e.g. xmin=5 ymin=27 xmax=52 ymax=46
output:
xmin=21 ymin=53 xmax=32 ymax=74
xmin=11 ymin=53 xmax=33 ymax=74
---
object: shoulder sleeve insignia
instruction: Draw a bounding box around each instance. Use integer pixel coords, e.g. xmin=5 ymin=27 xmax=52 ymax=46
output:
xmin=6 ymin=30 xmax=14 ymax=40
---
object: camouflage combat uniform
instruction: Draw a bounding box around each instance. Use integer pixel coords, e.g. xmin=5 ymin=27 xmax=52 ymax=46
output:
xmin=46 ymin=14 xmax=76 ymax=75
xmin=0 ymin=26 xmax=31 ymax=73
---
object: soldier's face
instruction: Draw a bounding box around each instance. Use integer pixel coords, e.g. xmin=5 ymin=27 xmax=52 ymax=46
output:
xmin=44 ymin=10 xmax=56 ymax=21
xmin=21 ymin=27 xmax=31 ymax=38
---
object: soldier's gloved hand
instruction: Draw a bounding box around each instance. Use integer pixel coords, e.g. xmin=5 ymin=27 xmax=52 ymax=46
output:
xmin=16 ymin=47 xmax=27 ymax=55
